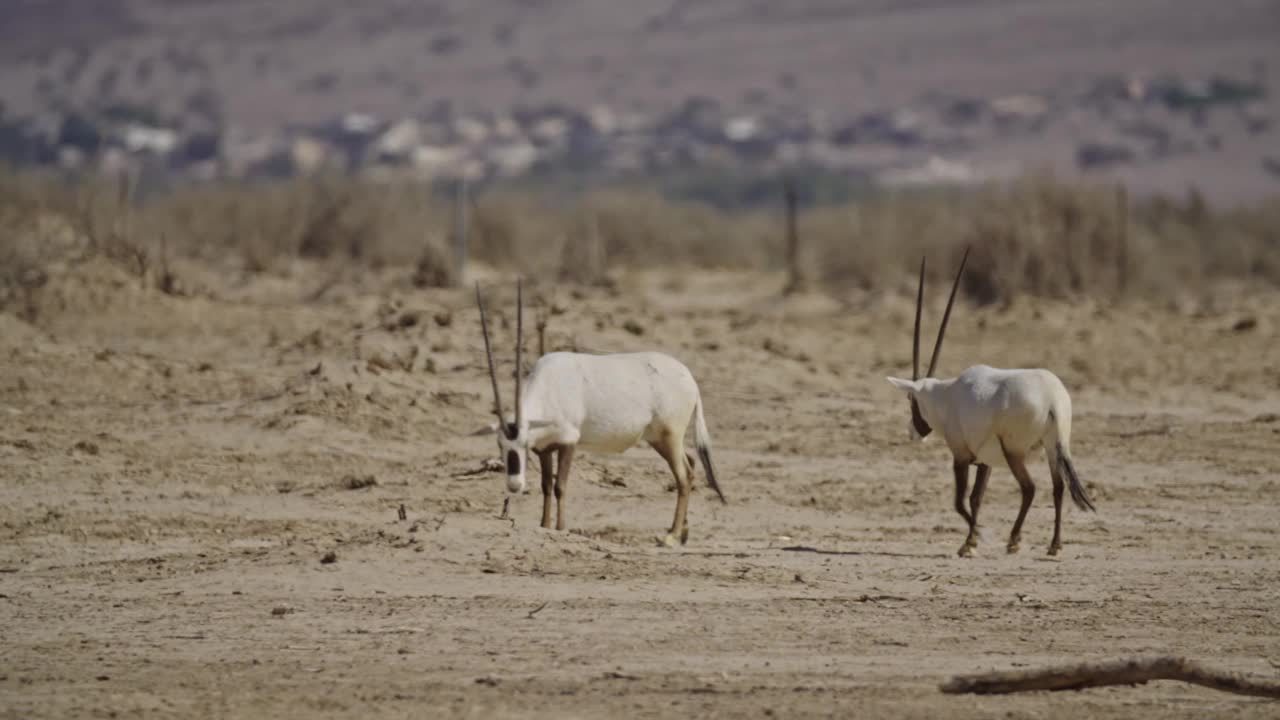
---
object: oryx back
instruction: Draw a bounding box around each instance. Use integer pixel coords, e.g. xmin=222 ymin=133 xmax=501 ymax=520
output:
xmin=950 ymin=365 xmax=1065 ymax=466
xmin=526 ymin=351 xmax=699 ymax=454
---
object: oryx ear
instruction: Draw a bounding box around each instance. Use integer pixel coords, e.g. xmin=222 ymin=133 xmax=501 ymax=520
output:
xmin=886 ymin=377 xmax=921 ymax=393
xmin=468 ymin=421 xmax=500 ymax=437
xmin=527 ymin=419 xmax=556 ymax=430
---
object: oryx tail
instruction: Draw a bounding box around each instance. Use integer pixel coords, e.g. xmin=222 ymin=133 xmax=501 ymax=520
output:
xmin=1047 ymin=406 xmax=1095 ymax=512
xmin=693 ymin=394 xmax=725 ymax=504
xmin=1056 ymin=443 xmax=1094 ymax=512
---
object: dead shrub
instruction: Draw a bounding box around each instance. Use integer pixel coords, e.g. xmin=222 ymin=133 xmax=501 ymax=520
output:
xmin=1 ymin=165 xmax=1276 ymax=312
xmin=813 ymin=171 xmax=1280 ymax=305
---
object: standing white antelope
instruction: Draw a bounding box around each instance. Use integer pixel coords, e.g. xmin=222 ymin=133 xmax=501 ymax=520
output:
xmin=472 ymin=281 xmax=726 ymax=547
xmin=885 ymin=249 xmax=1097 ymax=557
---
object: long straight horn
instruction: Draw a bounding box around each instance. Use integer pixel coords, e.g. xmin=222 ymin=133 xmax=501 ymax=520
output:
xmin=514 ymin=277 xmax=523 ymax=429
xmin=925 ymin=245 xmax=971 ymax=378
xmin=913 ymin=257 xmax=925 ymax=380
xmin=475 ymin=282 xmax=505 ymax=424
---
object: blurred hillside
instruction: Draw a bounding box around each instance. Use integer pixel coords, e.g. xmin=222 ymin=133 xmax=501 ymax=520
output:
xmin=1 ymin=0 xmax=1277 ymax=204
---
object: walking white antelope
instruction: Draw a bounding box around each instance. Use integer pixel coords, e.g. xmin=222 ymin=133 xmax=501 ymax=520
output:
xmin=885 ymin=249 xmax=1097 ymax=557
xmin=471 ymin=281 xmax=725 ymax=547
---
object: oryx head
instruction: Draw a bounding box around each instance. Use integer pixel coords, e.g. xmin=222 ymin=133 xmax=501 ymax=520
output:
xmin=886 ymin=246 xmax=969 ymax=441
xmin=473 ymin=279 xmax=532 ymax=494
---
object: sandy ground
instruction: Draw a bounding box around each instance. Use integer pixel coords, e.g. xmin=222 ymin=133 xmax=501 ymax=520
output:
xmin=2 ymin=260 xmax=1279 ymax=718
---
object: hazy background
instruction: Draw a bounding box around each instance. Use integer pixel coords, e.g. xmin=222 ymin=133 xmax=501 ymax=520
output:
xmin=2 ymin=0 xmax=1278 ymax=204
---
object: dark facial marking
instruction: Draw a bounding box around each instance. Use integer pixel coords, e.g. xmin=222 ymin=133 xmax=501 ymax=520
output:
xmin=910 ymin=397 xmax=932 ymax=438
xmin=505 ymin=423 xmax=518 ymax=440
xmin=505 ymin=449 xmax=520 ymax=475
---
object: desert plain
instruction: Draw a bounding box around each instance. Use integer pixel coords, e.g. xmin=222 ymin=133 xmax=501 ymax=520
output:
xmin=1 ymin=258 xmax=1278 ymax=719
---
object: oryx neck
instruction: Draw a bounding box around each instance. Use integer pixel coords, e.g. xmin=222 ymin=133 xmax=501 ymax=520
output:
xmin=913 ymin=376 xmax=958 ymax=432
xmin=917 ymin=376 xmax=956 ymax=394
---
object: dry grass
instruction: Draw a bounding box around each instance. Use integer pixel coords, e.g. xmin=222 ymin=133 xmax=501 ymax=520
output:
xmin=807 ymin=172 xmax=1280 ymax=305
xmin=2 ymin=166 xmax=1277 ymax=319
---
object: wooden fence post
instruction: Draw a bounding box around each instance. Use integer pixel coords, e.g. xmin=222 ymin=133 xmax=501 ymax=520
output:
xmin=452 ymin=177 xmax=469 ymax=286
xmin=1116 ymin=183 xmax=1129 ymax=299
xmin=782 ymin=177 xmax=804 ymax=295
xmin=117 ymin=168 xmax=135 ymax=241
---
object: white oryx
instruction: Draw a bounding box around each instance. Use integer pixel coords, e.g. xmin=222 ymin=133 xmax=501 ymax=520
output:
xmin=472 ymin=280 xmax=725 ymax=547
xmin=885 ymin=248 xmax=1096 ymax=557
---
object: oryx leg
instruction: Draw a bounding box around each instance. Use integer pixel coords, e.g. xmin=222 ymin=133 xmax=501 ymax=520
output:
xmin=652 ymin=430 xmax=692 ymax=547
xmin=1048 ymin=462 xmax=1065 ymax=556
xmin=663 ymin=451 xmax=695 ymax=493
xmin=953 ymin=460 xmax=975 ymax=557
xmin=965 ymin=463 xmax=991 ymax=552
xmin=536 ymin=447 xmax=556 ymax=529
xmin=554 ymin=445 xmax=576 ymax=531
xmin=1000 ymin=440 xmax=1036 ymax=554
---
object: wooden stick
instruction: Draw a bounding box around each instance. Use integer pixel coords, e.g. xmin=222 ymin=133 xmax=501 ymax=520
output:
xmin=1115 ymin=182 xmax=1129 ymax=298
xmin=117 ymin=169 xmax=135 ymax=214
xmin=118 ymin=169 xmax=136 ymax=261
xmin=941 ymin=656 xmax=1280 ymax=699
xmin=453 ymin=177 xmax=469 ymax=286
xmin=782 ymin=177 xmax=804 ymax=295
xmin=587 ymin=212 xmax=603 ymax=283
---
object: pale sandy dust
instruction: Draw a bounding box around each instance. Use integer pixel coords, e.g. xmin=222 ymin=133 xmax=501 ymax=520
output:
xmin=1 ymin=260 xmax=1278 ymax=718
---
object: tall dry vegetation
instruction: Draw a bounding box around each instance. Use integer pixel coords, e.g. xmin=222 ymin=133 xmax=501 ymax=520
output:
xmin=1 ymin=166 xmax=1277 ymax=320
xmin=808 ymin=174 xmax=1279 ymax=304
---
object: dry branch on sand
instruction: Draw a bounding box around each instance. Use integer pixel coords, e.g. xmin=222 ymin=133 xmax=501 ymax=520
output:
xmin=940 ymin=656 xmax=1280 ymax=699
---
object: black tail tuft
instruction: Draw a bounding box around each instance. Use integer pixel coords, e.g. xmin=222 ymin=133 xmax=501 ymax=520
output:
xmin=1056 ymin=443 xmax=1096 ymax=512
xmin=697 ymin=445 xmax=726 ymax=504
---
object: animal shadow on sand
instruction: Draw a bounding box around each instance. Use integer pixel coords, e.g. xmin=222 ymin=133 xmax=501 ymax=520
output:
xmin=780 ymin=545 xmax=948 ymax=560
